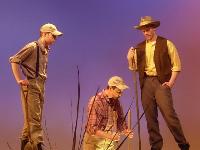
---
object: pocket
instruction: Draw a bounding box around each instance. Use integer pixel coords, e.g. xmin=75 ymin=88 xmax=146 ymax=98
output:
xmin=160 ymin=84 xmax=171 ymax=91
xmin=84 ymin=133 xmax=99 ymax=144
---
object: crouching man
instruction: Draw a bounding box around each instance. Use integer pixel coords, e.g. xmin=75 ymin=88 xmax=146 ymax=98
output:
xmin=83 ymin=76 xmax=133 ymax=150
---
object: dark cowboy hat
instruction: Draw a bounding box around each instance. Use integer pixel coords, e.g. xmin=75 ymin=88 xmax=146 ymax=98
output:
xmin=134 ymin=16 xmax=160 ymax=30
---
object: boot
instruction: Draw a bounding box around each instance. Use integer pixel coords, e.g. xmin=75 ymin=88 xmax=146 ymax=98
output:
xmin=21 ymin=139 xmax=28 ymax=150
xmin=179 ymin=143 xmax=190 ymax=150
xmin=37 ymin=143 xmax=43 ymax=150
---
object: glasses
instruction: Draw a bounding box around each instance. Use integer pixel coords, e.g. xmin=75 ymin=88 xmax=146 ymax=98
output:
xmin=112 ymin=87 xmax=122 ymax=95
xmin=49 ymin=33 xmax=57 ymax=40
xmin=52 ymin=34 xmax=57 ymax=40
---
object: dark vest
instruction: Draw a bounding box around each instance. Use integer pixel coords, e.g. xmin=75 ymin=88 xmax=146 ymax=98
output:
xmin=136 ymin=36 xmax=172 ymax=88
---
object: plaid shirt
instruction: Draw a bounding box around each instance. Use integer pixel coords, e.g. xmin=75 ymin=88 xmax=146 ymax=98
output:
xmin=86 ymin=90 xmax=127 ymax=135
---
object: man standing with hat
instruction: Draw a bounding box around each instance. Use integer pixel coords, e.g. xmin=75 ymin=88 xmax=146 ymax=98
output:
xmin=9 ymin=23 xmax=63 ymax=150
xmin=83 ymin=76 xmax=133 ymax=150
xmin=127 ymin=16 xmax=190 ymax=150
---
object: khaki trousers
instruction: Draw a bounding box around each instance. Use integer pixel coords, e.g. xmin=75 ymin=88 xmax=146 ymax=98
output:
xmin=20 ymin=77 xmax=45 ymax=144
xmin=83 ymin=133 xmax=116 ymax=150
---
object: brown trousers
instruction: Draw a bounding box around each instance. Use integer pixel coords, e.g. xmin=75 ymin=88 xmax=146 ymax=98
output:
xmin=141 ymin=76 xmax=188 ymax=150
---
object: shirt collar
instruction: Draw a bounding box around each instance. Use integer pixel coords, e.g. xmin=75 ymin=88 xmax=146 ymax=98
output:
xmin=146 ymin=40 xmax=156 ymax=47
xmin=37 ymin=39 xmax=49 ymax=54
xmin=101 ymin=89 xmax=119 ymax=106
xmin=146 ymin=35 xmax=157 ymax=46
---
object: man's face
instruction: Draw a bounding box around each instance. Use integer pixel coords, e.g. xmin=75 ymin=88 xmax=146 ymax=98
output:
xmin=108 ymin=87 xmax=123 ymax=100
xmin=141 ymin=27 xmax=156 ymax=41
xmin=44 ymin=32 xmax=57 ymax=46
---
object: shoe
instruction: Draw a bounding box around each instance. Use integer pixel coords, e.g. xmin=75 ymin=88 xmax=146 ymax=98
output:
xmin=21 ymin=139 xmax=28 ymax=150
xmin=179 ymin=143 xmax=190 ymax=150
xmin=37 ymin=143 xmax=43 ymax=150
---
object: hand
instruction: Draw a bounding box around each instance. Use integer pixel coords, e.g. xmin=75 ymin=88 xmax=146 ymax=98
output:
xmin=17 ymin=79 xmax=29 ymax=86
xmin=127 ymin=47 xmax=135 ymax=60
xmin=122 ymin=129 xmax=133 ymax=138
xmin=162 ymin=81 xmax=173 ymax=89
xmin=111 ymin=132 xmax=121 ymax=141
xmin=127 ymin=47 xmax=137 ymax=70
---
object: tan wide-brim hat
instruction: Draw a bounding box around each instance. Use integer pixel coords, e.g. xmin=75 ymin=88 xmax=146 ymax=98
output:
xmin=134 ymin=16 xmax=160 ymax=30
xmin=108 ymin=76 xmax=129 ymax=91
xmin=40 ymin=23 xmax=63 ymax=36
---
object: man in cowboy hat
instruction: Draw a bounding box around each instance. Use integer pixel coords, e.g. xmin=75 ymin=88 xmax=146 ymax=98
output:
xmin=9 ymin=23 xmax=63 ymax=150
xmin=83 ymin=76 xmax=133 ymax=150
xmin=127 ymin=16 xmax=190 ymax=150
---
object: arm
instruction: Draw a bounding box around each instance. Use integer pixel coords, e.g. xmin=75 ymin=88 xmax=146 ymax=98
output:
xmin=122 ymin=110 xmax=133 ymax=138
xmin=162 ymin=40 xmax=181 ymax=88
xmin=9 ymin=43 xmax=35 ymax=85
xmin=162 ymin=71 xmax=180 ymax=88
xmin=115 ymin=102 xmax=133 ymax=138
xmin=121 ymin=129 xmax=133 ymax=139
xmin=127 ymin=47 xmax=137 ymax=71
xmin=11 ymin=63 xmax=29 ymax=85
xmin=87 ymin=97 xmax=120 ymax=141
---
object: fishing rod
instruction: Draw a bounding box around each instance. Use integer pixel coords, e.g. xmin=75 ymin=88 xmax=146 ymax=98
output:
xmin=104 ymin=100 xmax=134 ymax=150
xmin=77 ymin=87 xmax=100 ymax=150
xmin=128 ymin=46 xmax=141 ymax=150
xmin=132 ymin=69 xmax=141 ymax=150
xmin=115 ymin=111 xmax=145 ymax=150
xmin=114 ymin=100 xmax=152 ymax=150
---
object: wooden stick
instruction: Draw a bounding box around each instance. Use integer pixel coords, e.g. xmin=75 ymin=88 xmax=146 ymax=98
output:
xmin=131 ymin=50 xmax=141 ymax=150
xmin=128 ymin=109 xmax=132 ymax=150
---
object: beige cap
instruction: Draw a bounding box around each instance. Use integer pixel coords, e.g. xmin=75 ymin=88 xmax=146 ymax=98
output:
xmin=108 ymin=76 xmax=129 ymax=91
xmin=134 ymin=16 xmax=160 ymax=30
xmin=40 ymin=23 xmax=63 ymax=36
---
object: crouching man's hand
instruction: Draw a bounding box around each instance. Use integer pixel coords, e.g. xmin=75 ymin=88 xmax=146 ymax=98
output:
xmin=122 ymin=129 xmax=133 ymax=138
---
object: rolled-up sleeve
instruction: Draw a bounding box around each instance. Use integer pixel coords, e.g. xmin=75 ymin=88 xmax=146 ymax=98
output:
xmin=167 ymin=40 xmax=181 ymax=72
xmin=9 ymin=43 xmax=35 ymax=64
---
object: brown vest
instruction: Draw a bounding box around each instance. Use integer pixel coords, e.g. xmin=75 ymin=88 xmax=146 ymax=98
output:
xmin=136 ymin=36 xmax=172 ymax=88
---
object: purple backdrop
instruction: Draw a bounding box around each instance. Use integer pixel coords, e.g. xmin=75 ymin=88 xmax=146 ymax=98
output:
xmin=0 ymin=0 xmax=199 ymax=149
